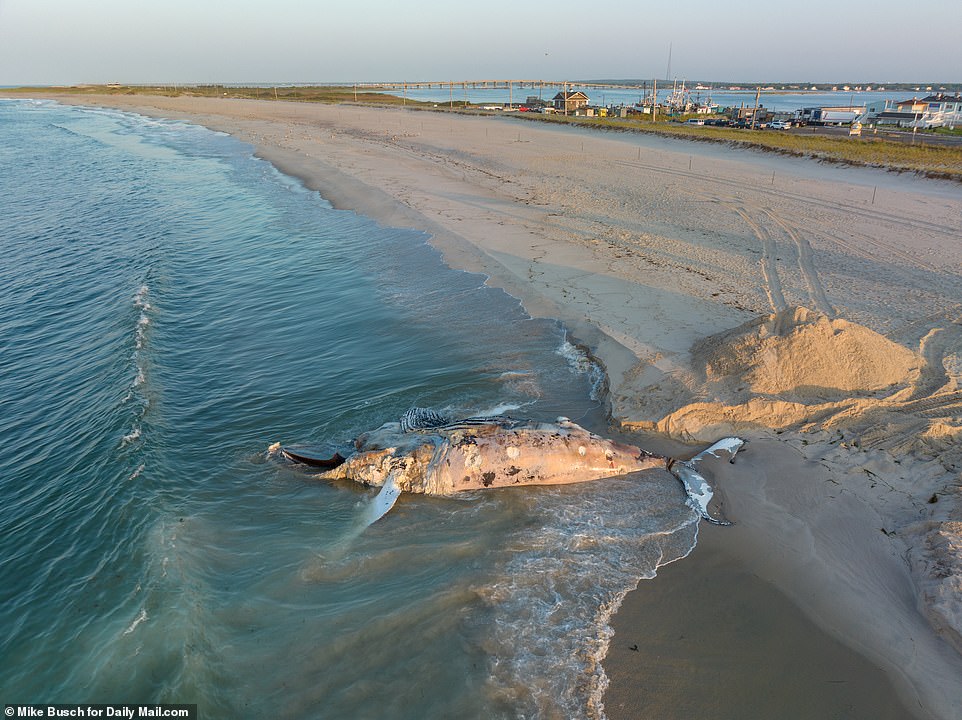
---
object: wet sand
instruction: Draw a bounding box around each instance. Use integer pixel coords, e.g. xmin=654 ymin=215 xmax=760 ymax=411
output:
xmin=11 ymin=93 xmax=962 ymax=719
xmin=605 ymin=537 xmax=915 ymax=720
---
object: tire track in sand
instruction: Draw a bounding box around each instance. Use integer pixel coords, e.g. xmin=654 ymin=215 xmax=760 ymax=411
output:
xmin=712 ymin=193 xmax=835 ymax=316
xmin=611 ymin=158 xmax=961 ymax=240
xmin=908 ymin=317 xmax=962 ymax=401
xmin=760 ymin=206 xmax=836 ymax=318
xmin=691 ymin=187 xmax=835 ymax=317
xmin=731 ymin=205 xmax=787 ymax=313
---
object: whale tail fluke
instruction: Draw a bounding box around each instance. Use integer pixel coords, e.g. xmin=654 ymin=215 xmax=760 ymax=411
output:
xmin=669 ymin=437 xmax=745 ymax=526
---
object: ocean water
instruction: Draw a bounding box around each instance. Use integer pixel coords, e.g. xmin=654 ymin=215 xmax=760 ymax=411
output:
xmin=0 ymin=99 xmax=700 ymax=718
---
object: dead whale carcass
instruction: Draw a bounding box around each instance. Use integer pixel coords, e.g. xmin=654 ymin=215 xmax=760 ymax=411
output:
xmin=279 ymin=408 xmax=744 ymax=525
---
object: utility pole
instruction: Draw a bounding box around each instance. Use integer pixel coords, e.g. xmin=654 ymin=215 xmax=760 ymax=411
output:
xmin=652 ymin=78 xmax=657 ymax=122
xmin=751 ymin=86 xmax=761 ymax=130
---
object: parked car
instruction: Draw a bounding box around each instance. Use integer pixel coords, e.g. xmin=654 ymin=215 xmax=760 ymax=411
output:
xmin=769 ymin=121 xmax=792 ymax=130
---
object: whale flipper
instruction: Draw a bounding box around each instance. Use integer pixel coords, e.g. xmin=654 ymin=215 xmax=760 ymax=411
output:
xmin=360 ymin=475 xmax=401 ymax=527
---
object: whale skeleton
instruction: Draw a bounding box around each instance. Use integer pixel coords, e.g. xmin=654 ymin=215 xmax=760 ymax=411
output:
xmin=277 ymin=408 xmax=744 ymax=526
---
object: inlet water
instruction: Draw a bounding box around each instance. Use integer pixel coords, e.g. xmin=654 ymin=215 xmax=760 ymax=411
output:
xmin=0 ymin=100 xmax=700 ymax=718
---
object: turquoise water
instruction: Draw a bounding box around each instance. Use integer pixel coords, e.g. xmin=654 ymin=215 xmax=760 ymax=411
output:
xmin=0 ymin=100 xmax=699 ymax=718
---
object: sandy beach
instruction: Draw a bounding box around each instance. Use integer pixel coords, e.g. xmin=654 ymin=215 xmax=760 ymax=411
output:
xmin=18 ymin=93 xmax=962 ymax=718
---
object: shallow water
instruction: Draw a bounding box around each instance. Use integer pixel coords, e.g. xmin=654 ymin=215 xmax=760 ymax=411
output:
xmin=0 ymin=99 xmax=700 ymax=718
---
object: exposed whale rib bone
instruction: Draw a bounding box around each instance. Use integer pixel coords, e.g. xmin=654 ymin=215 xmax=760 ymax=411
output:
xmin=399 ymin=406 xmax=520 ymax=433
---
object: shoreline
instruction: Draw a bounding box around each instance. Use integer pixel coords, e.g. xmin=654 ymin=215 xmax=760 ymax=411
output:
xmin=13 ymin=93 xmax=962 ymax=719
xmin=605 ymin=531 xmax=917 ymax=720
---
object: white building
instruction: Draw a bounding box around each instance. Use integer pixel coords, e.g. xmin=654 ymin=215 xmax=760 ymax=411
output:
xmin=866 ymin=94 xmax=962 ymax=129
xmin=920 ymin=94 xmax=962 ymax=128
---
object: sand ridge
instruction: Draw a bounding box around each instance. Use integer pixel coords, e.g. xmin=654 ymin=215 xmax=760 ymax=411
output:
xmin=18 ymin=93 xmax=962 ymax=719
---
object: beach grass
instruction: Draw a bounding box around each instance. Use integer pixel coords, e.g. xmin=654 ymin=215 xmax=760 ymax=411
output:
xmin=510 ymin=113 xmax=962 ymax=181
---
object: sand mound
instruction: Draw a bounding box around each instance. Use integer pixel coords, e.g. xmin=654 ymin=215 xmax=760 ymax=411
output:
xmin=628 ymin=308 xmax=932 ymax=443
xmin=692 ymin=307 xmax=919 ymax=400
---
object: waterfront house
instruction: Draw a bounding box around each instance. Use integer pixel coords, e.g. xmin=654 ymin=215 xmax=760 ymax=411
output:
xmin=920 ymin=93 xmax=962 ymax=128
xmin=867 ymin=94 xmax=962 ymax=128
xmin=552 ymin=91 xmax=590 ymax=113
xmin=896 ymin=98 xmax=929 ymax=114
xmin=872 ymin=109 xmax=926 ymax=128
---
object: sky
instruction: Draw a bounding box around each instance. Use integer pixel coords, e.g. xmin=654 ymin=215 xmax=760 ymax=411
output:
xmin=1 ymin=0 xmax=960 ymax=86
